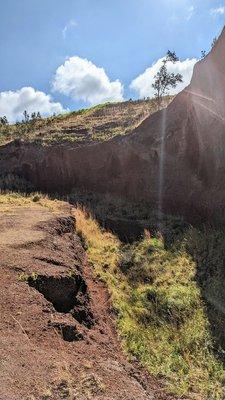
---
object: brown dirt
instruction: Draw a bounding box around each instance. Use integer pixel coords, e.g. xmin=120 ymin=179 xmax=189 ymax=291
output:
xmin=0 ymin=203 xmax=173 ymax=400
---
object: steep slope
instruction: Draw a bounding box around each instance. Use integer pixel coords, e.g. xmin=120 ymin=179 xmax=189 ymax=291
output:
xmin=0 ymin=29 xmax=225 ymax=221
xmin=0 ymin=195 xmax=170 ymax=400
xmin=74 ymin=207 xmax=225 ymax=399
xmin=0 ymin=98 xmax=172 ymax=146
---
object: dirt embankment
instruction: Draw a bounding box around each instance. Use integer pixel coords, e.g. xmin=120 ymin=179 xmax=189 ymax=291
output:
xmin=1 ymin=31 xmax=225 ymax=222
xmin=0 ymin=202 xmax=172 ymax=400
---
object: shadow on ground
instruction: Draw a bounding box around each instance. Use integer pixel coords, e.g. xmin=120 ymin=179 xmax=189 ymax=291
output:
xmin=1 ymin=175 xmax=225 ymax=366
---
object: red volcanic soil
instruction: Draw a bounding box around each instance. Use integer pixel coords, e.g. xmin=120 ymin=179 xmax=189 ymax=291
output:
xmin=0 ymin=203 xmax=173 ymax=400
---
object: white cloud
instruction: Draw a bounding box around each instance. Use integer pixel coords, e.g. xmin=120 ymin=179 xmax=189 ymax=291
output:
xmin=52 ymin=56 xmax=124 ymax=105
xmin=169 ymin=5 xmax=195 ymax=23
xmin=0 ymin=87 xmax=65 ymax=123
xmin=130 ymin=57 xmax=198 ymax=99
xmin=187 ymin=5 xmax=195 ymax=20
xmin=210 ymin=6 xmax=225 ymax=16
xmin=62 ymin=20 xmax=77 ymax=38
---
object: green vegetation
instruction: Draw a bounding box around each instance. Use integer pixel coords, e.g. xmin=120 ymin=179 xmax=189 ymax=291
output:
xmin=152 ymin=51 xmax=183 ymax=108
xmin=74 ymin=207 xmax=225 ymax=399
xmin=0 ymin=97 xmax=173 ymax=146
xmin=18 ymin=271 xmax=38 ymax=282
xmin=1 ymin=182 xmax=225 ymax=398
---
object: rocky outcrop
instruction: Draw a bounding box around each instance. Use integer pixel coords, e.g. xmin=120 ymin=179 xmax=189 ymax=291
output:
xmin=1 ymin=28 xmax=225 ymax=221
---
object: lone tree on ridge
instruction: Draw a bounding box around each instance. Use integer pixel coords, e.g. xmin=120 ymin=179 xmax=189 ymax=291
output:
xmin=152 ymin=50 xmax=183 ymax=108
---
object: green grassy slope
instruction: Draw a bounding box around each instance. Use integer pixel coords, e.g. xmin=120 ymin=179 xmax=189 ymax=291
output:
xmin=74 ymin=207 xmax=225 ymax=400
xmin=0 ymin=97 xmax=173 ymax=146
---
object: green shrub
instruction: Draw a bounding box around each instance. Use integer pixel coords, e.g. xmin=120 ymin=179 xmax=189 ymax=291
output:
xmin=32 ymin=194 xmax=41 ymax=202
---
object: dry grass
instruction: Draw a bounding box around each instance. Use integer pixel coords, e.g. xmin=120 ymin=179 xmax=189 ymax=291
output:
xmin=0 ymin=192 xmax=65 ymax=213
xmin=0 ymin=97 xmax=173 ymax=146
xmin=74 ymin=207 xmax=128 ymax=310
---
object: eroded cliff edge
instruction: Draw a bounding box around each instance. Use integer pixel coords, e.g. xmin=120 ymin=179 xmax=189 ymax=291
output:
xmin=0 ymin=200 xmax=171 ymax=400
xmin=1 ymin=28 xmax=225 ymax=222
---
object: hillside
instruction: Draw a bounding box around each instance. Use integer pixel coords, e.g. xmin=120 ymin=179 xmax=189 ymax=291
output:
xmin=1 ymin=29 xmax=224 ymax=223
xmin=1 ymin=26 xmax=225 ymax=400
xmin=2 ymin=192 xmax=225 ymax=399
xmin=0 ymin=193 xmax=172 ymax=400
xmin=0 ymin=97 xmax=172 ymax=146
xmin=75 ymin=207 xmax=225 ymax=399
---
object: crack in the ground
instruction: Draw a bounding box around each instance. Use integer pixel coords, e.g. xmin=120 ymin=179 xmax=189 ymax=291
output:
xmin=34 ymin=256 xmax=68 ymax=267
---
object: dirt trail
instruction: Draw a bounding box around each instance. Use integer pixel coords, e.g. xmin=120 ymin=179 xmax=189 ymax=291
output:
xmin=0 ymin=203 xmax=172 ymax=400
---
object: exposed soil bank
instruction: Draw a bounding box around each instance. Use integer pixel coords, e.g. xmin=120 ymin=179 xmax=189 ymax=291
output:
xmin=0 ymin=203 xmax=172 ymax=400
xmin=1 ymin=29 xmax=225 ymax=223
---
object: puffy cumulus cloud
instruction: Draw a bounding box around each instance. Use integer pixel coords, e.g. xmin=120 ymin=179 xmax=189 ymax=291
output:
xmin=0 ymin=87 xmax=65 ymax=123
xmin=52 ymin=56 xmax=124 ymax=105
xmin=130 ymin=57 xmax=198 ymax=99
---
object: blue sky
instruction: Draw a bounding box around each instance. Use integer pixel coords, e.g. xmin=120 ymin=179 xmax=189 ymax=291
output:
xmin=0 ymin=0 xmax=224 ymax=121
